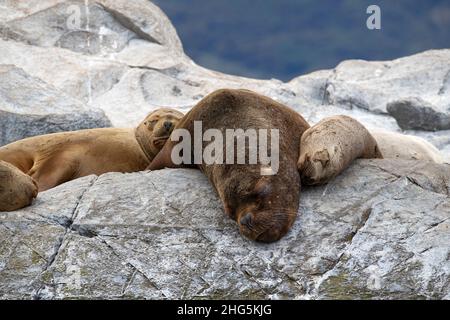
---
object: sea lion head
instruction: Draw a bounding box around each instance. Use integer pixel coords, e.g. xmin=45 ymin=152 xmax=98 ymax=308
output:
xmin=221 ymin=172 xmax=297 ymax=243
xmin=298 ymin=115 xmax=384 ymax=185
xmin=298 ymin=145 xmax=337 ymax=185
xmin=135 ymin=108 xmax=184 ymax=160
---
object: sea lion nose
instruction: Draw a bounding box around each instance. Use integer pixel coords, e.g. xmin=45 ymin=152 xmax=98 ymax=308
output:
xmin=239 ymin=213 xmax=253 ymax=227
xmin=164 ymin=121 xmax=173 ymax=131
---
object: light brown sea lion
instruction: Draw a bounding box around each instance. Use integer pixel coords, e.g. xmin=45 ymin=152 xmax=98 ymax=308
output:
xmin=148 ymin=89 xmax=310 ymax=242
xmin=370 ymin=130 xmax=445 ymax=164
xmin=298 ymin=115 xmax=383 ymax=185
xmin=0 ymin=160 xmax=38 ymax=211
xmin=0 ymin=108 xmax=183 ymax=193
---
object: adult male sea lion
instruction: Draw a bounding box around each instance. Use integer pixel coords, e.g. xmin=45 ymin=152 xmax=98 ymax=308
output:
xmin=148 ymin=89 xmax=310 ymax=242
xmin=0 ymin=160 xmax=38 ymax=211
xmin=0 ymin=108 xmax=183 ymax=194
xmin=298 ymin=115 xmax=383 ymax=185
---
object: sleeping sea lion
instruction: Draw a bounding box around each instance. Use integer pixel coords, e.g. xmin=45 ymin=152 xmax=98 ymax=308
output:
xmin=0 ymin=108 xmax=183 ymax=194
xmin=148 ymin=89 xmax=310 ymax=242
xmin=298 ymin=115 xmax=383 ymax=185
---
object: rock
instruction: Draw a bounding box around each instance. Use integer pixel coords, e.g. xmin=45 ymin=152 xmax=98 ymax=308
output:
xmin=316 ymin=50 xmax=450 ymax=114
xmin=1 ymin=160 xmax=449 ymax=299
xmin=0 ymin=0 xmax=183 ymax=56
xmin=0 ymin=65 xmax=111 ymax=146
xmin=387 ymin=98 xmax=450 ymax=131
xmin=1 ymin=0 xmax=450 ymax=300
xmin=0 ymin=39 xmax=128 ymax=104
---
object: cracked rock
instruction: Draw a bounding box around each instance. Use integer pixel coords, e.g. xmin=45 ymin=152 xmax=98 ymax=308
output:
xmin=1 ymin=160 xmax=449 ymax=299
xmin=0 ymin=0 xmax=450 ymax=300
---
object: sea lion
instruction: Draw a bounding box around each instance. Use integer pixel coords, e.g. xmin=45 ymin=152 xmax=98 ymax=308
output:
xmin=298 ymin=115 xmax=383 ymax=185
xmin=0 ymin=160 xmax=38 ymax=211
xmin=148 ymin=89 xmax=310 ymax=242
xmin=0 ymin=108 xmax=183 ymax=193
xmin=370 ymin=130 xmax=445 ymax=163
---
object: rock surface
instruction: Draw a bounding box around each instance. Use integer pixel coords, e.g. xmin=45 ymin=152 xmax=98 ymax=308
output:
xmin=0 ymin=64 xmax=110 ymax=145
xmin=0 ymin=0 xmax=449 ymax=299
xmin=0 ymin=160 xmax=449 ymax=299
xmin=387 ymin=98 xmax=450 ymax=131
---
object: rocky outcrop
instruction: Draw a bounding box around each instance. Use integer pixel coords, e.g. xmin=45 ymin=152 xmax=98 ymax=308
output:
xmin=0 ymin=0 xmax=449 ymax=299
xmin=0 ymin=64 xmax=110 ymax=145
xmin=387 ymin=98 xmax=450 ymax=131
xmin=1 ymin=160 xmax=449 ymax=299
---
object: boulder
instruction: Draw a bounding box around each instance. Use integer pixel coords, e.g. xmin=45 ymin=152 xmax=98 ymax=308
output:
xmin=0 ymin=65 xmax=110 ymax=146
xmin=387 ymin=97 xmax=450 ymax=131
xmin=0 ymin=160 xmax=448 ymax=299
xmin=315 ymin=50 xmax=450 ymax=115
xmin=0 ymin=0 xmax=449 ymax=300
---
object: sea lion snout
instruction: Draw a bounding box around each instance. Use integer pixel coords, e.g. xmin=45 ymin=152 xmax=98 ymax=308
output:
xmin=163 ymin=121 xmax=173 ymax=131
xmin=299 ymin=149 xmax=333 ymax=185
xmin=238 ymin=210 xmax=293 ymax=243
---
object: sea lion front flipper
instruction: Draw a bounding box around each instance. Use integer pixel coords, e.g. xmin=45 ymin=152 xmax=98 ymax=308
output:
xmin=0 ymin=160 xmax=38 ymax=211
xmin=146 ymin=141 xmax=176 ymax=170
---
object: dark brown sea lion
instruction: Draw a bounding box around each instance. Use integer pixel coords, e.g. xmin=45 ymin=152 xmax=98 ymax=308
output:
xmin=0 ymin=160 xmax=38 ymax=211
xmin=148 ymin=89 xmax=310 ymax=242
xmin=0 ymin=108 xmax=183 ymax=193
xmin=298 ymin=115 xmax=383 ymax=185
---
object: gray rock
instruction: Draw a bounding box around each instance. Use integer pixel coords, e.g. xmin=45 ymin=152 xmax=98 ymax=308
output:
xmin=387 ymin=97 xmax=450 ymax=131
xmin=1 ymin=160 xmax=449 ymax=299
xmin=0 ymin=39 xmax=128 ymax=104
xmin=0 ymin=65 xmax=111 ymax=146
xmin=0 ymin=0 xmax=450 ymax=300
xmin=312 ymin=50 xmax=450 ymax=114
xmin=1 ymin=0 xmax=183 ymax=57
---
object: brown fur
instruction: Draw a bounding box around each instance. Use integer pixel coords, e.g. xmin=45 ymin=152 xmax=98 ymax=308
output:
xmin=148 ymin=89 xmax=310 ymax=242
xmin=0 ymin=108 xmax=183 ymax=194
xmin=298 ymin=115 xmax=383 ymax=185
xmin=0 ymin=160 xmax=38 ymax=211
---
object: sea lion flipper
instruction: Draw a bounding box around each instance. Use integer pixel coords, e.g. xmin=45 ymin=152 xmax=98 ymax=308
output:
xmin=0 ymin=161 xmax=38 ymax=211
xmin=146 ymin=142 xmax=176 ymax=170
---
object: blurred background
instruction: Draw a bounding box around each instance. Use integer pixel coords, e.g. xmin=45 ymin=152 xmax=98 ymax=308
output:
xmin=153 ymin=0 xmax=450 ymax=81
